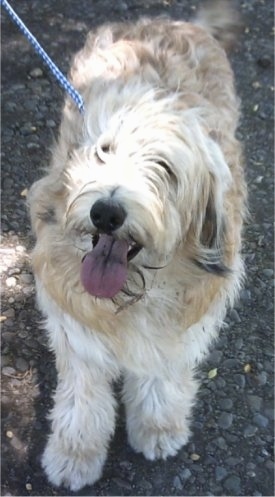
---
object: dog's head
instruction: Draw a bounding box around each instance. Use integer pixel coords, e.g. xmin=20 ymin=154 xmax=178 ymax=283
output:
xmin=29 ymin=87 xmax=232 ymax=303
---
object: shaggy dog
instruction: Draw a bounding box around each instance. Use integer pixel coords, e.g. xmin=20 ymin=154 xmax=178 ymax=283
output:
xmin=28 ymin=1 xmax=246 ymax=491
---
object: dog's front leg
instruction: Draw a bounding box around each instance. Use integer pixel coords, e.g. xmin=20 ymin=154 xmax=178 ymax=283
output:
xmin=42 ymin=326 xmax=117 ymax=491
xmin=123 ymin=368 xmax=198 ymax=460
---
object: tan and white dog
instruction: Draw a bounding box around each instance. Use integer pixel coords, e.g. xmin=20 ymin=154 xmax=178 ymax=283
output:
xmin=28 ymin=1 xmax=246 ymax=491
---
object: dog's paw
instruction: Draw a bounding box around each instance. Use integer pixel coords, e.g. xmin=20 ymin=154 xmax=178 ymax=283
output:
xmin=42 ymin=437 xmax=106 ymax=491
xmin=128 ymin=425 xmax=191 ymax=460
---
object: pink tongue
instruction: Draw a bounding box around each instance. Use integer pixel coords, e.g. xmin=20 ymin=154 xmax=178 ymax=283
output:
xmin=81 ymin=235 xmax=129 ymax=298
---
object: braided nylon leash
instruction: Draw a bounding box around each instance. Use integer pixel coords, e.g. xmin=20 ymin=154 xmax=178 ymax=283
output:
xmin=1 ymin=0 xmax=85 ymax=113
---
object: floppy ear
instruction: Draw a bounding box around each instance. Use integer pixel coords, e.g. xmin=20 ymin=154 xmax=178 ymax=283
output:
xmin=194 ymin=136 xmax=232 ymax=275
xmin=197 ymin=179 xmax=229 ymax=275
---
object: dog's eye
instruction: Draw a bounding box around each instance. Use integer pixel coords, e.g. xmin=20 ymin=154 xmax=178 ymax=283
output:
xmin=95 ymin=144 xmax=111 ymax=163
xmin=101 ymin=143 xmax=111 ymax=154
xmin=95 ymin=137 xmax=112 ymax=163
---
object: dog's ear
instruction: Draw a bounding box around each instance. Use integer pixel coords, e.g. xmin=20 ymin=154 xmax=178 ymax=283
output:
xmin=196 ymin=181 xmax=229 ymax=275
xmin=27 ymin=173 xmax=65 ymax=237
xmin=193 ymin=136 xmax=232 ymax=276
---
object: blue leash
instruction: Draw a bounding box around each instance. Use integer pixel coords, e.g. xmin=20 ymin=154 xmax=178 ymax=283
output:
xmin=1 ymin=0 xmax=84 ymax=113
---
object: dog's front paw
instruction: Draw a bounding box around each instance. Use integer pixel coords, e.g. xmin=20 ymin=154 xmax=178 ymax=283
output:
xmin=42 ymin=436 xmax=106 ymax=491
xmin=128 ymin=424 xmax=191 ymax=460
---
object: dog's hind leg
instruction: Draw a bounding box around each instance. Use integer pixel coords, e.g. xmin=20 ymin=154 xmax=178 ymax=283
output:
xmin=122 ymin=368 xmax=198 ymax=460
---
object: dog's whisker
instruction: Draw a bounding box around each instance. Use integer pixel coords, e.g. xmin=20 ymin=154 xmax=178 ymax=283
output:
xmin=115 ymin=293 xmax=144 ymax=314
xmin=65 ymin=182 xmax=97 ymax=221
xmin=72 ymin=244 xmax=87 ymax=253
xmin=142 ymin=264 xmax=165 ymax=270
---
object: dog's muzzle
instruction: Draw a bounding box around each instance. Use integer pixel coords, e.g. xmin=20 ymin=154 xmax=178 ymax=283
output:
xmin=81 ymin=199 xmax=142 ymax=298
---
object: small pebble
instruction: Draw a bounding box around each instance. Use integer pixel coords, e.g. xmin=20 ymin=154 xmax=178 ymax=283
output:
xmin=265 ymin=460 xmax=274 ymax=471
xmin=1 ymin=355 xmax=12 ymax=367
xmin=2 ymin=332 xmax=15 ymax=343
xmin=27 ymin=142 xmax=40 ymax=150
xmin=2 ymin=367 xmax=16 ymax=376
xmin=262 ymin=268 xmax=273 ymax=278
xmin=244 ymin=425 xmax=258 ymax=438
xmin=240 ymin=289 xmax=251 ymax=302
xmin=11 ymin=83 xmax=25 ymax=91
xmin=20 ymin=273 xmax=33 ymax=284
xmin=223 ymin=358 xmax=240 ymax=369
xmin=247 ymin=395 xmax=263 ymax=412
xmin=112 ymin=477 xmax=132 ymax=490
xmin=219 ymin=398 xmax=233 ymax=410
xmin=244 ymin=363 xmax=251 ymax=373
xmin=253 ymin=414 xmax=269 ymax=428
xmin=234 ymin=374 xmax=246 ymax=388
xmin=30 ymin=67 xmax=43 ymax=78
xmin=207 ymin=349 xmax=223 ymax=364
xmin=180 ymin=468 xmax=192 ymax=480
xmin=218 ymin=412 xmax=233 ymax=429
xmin=119 ymin=461 xmax=132 ymax=470
xmin=215 ymin=466 xmax=228 ymax=482
xmin=46 ymin=119 xmax=56 ymax=128
xmin=22 ymin=287 xmax=33 ymax=296
xmin=138 ymin=478 xmax=152 ymax=491
xmin=229 ymin=309 xmax=241 ymax=323
xmin=226 ymin=457 xmax=240 ymax=467
xmin=264 ymin=408 xmax=274 ymax=421
xmin=256 ymin=371 xmax=267 ymax=385
xmin=15 ymin=357 xmax=29 ymax=372
xmin=8 ymin=268 xmax=20 ymax=276
xmin=15 ymin=245 xmax=26 ymax=253
xmin=257 ymin=55 xmax=272 ymax=68
xmin=10 ymin=435 xmax=24 ymax=451
xmin=252 ymin=81 xmax=261 ymax=89
xmin=2 ymin=308 xmax=15 ymax=318
xmin=224 ymin=475 xmax=241 ymax=495
xmin=235 ymin=338 xmax=243 ymax=349
xmin=214 ymin=437 xmax=227 ymax=450
xmin=190 ymin=453 xmax=200 ymax=461
xmin=5 ymin=277 xmax=17 ymax=288
xmin=5 ymin=101 xmax=17 ymax=111
xmin=208 ymin=368 xmax=218 ymax=379
xmin=216 ymin=377 xmax=226 ymax=388
xmin=173 ymin=475 xmax=183 ymax=490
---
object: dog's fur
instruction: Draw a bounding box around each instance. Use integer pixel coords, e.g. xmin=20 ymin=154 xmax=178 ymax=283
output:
xmin=28 ymin=2 xmax=246 ymax=491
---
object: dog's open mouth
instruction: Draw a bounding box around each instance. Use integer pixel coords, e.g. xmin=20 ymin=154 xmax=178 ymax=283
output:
xmin=80 ymin=234 xmax=142 ymax=298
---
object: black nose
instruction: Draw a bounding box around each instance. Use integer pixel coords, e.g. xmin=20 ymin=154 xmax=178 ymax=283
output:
xmin=90 ymin=199 xmax=126 ymax=233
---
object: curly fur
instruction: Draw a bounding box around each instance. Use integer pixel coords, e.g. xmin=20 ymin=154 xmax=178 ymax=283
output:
xmin=28 ymin=3 xmax=246 ymax=491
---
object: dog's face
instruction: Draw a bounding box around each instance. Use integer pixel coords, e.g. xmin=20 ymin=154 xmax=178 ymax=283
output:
xmin=30 ymin=88 xmax=232 ymax=302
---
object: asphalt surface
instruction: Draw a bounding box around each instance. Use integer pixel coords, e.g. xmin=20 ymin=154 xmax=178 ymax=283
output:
xmin=1 ymin=1 xmax=274 ymax=496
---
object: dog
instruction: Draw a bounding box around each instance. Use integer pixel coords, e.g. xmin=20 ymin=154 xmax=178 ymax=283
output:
xmin=28 ymin=1 xmax=246 ymax=491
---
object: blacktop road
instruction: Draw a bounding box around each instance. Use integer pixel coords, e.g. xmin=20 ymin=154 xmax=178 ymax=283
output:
xmin=1 ymin=0 xmax=274 ymax=496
